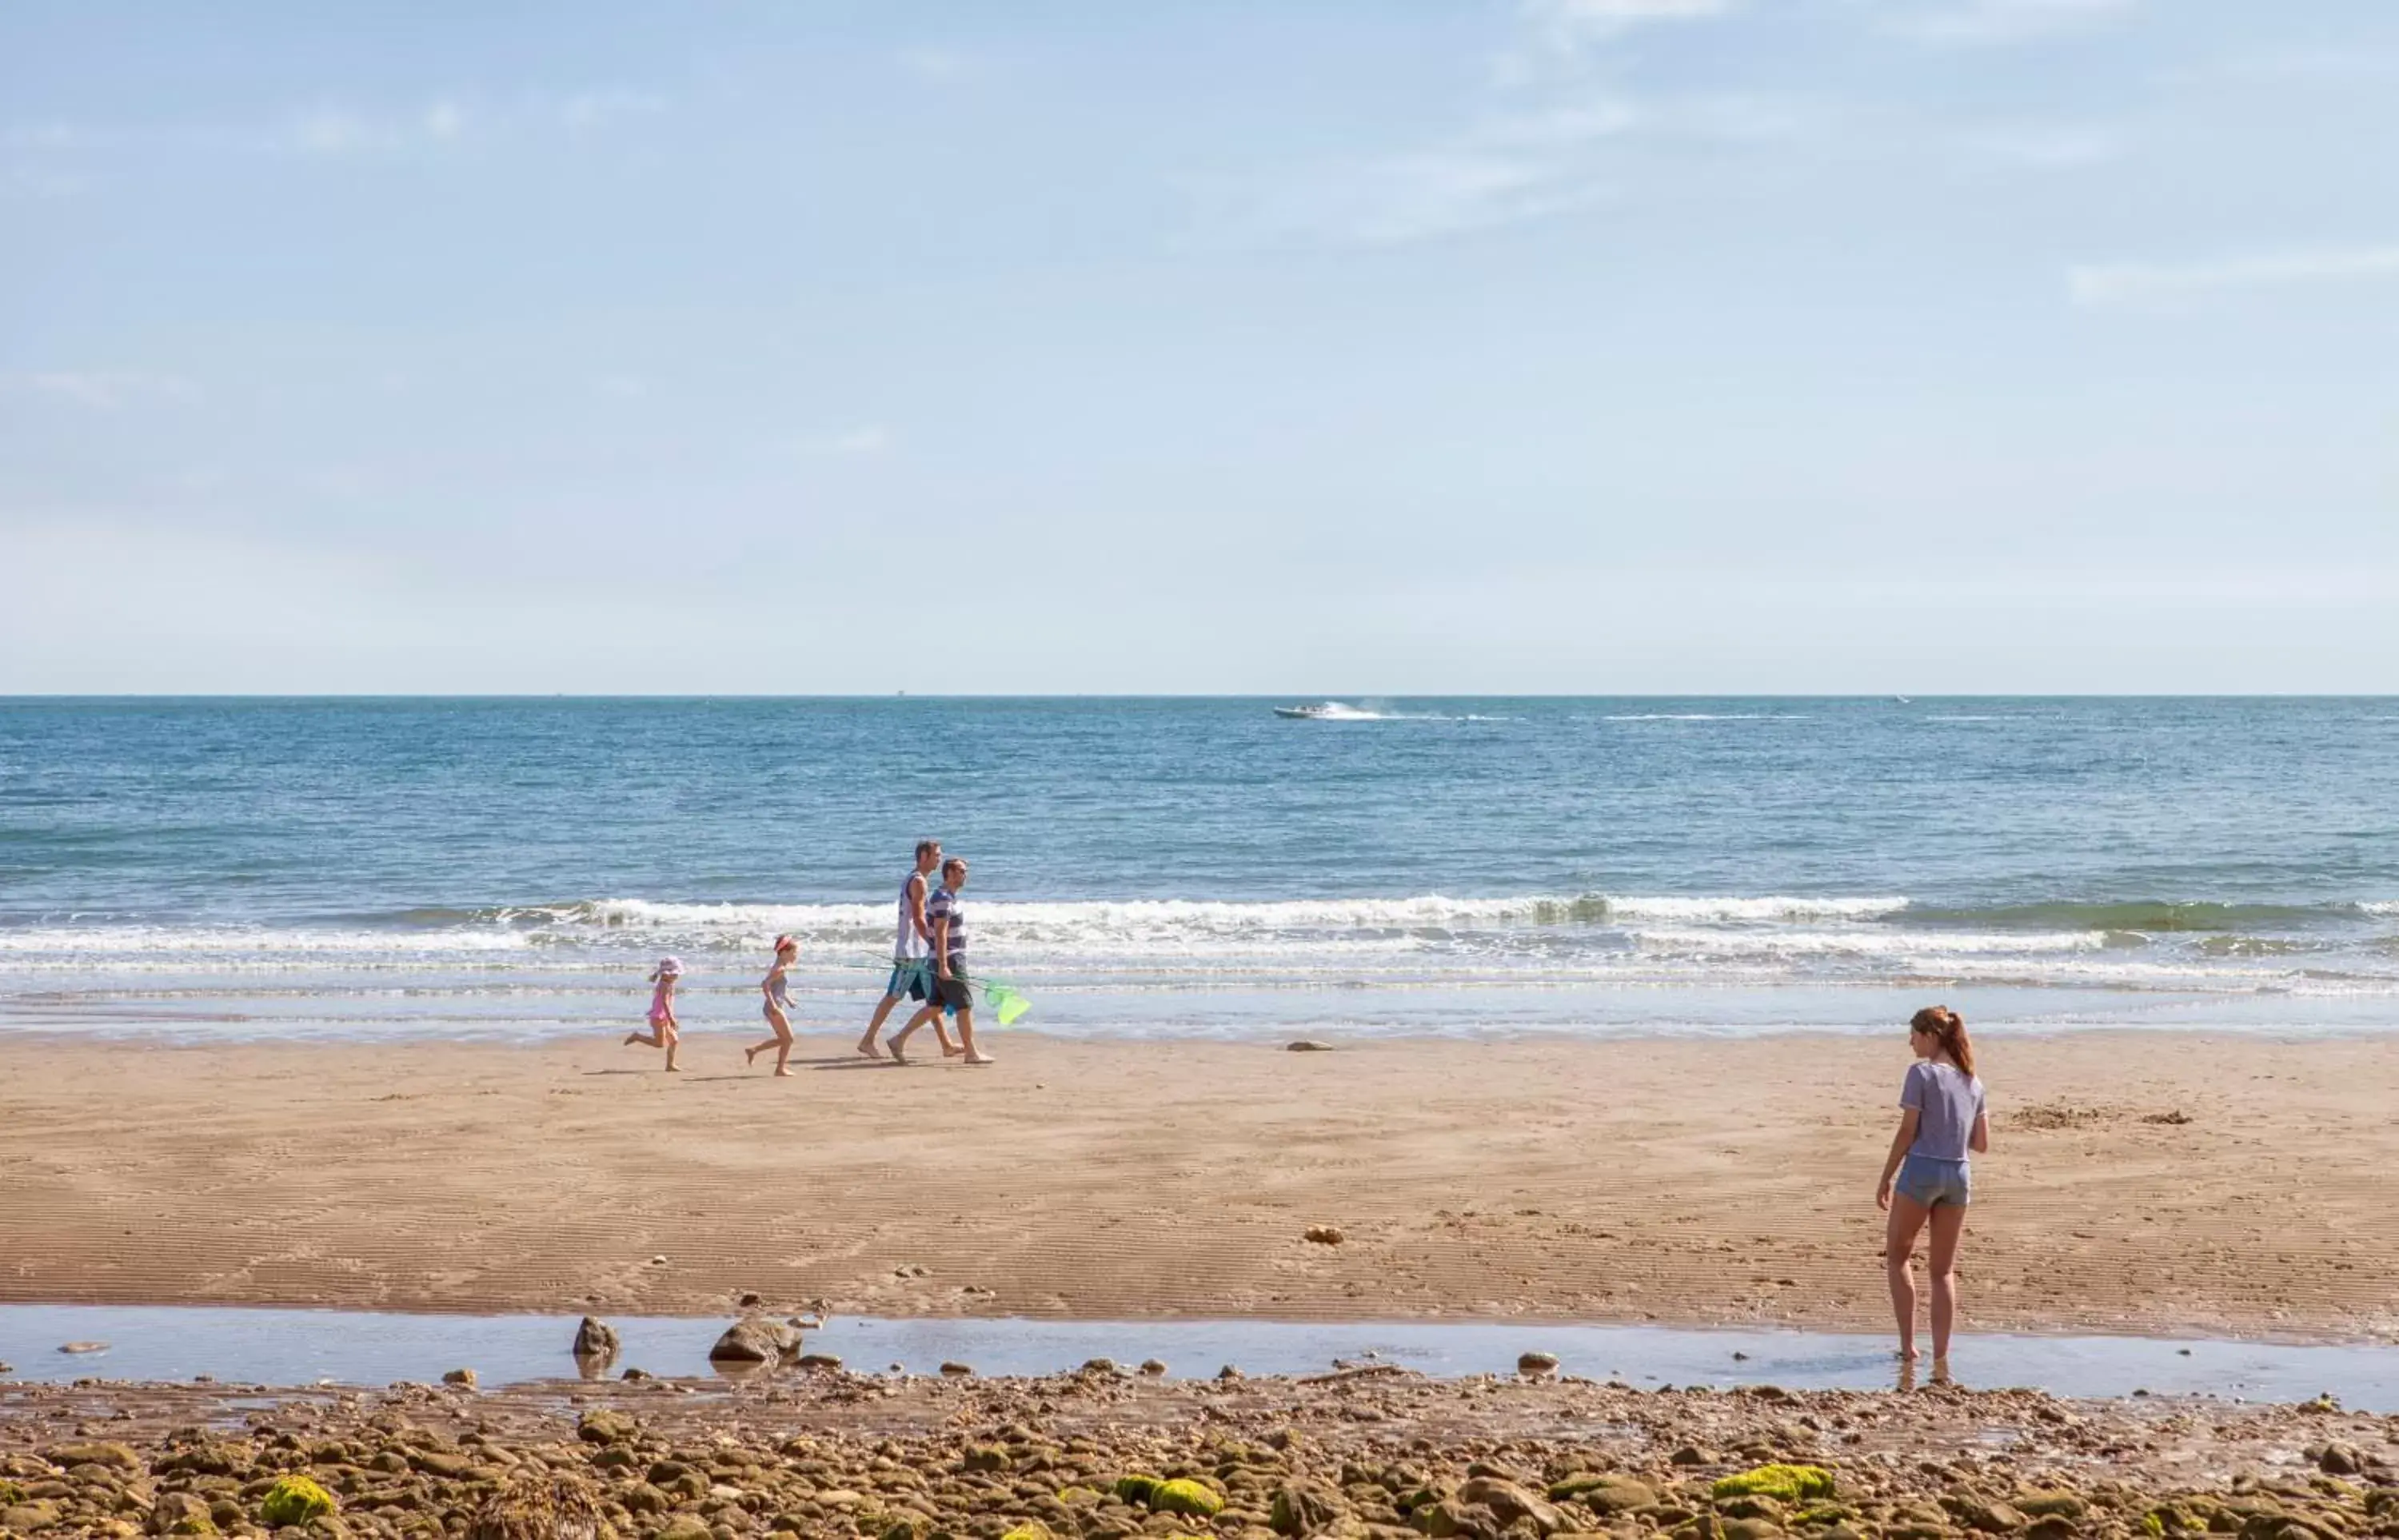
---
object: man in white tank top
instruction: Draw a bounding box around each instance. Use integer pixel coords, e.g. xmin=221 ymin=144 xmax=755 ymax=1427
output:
xmin=856 ymin=840 xmax=955 ymax=1058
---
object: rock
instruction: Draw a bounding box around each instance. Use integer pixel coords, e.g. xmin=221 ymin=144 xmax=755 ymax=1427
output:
xmin=1671 ymin=1448 xmax=1719 ymax=1468
xmin=2025 ymin=1518 xmax=2078 ymax=1540
xmin=1152 ymin=1479 xmax=1226 ymax=1518
xmin=940 ymin=1362 xmax=975 ymax=1377
xmin=1304 ymin=1226 xmax=1347 ymax=1245
xmin=1518 ymin=1352 xmax=1561 ymax=1378
xmin=259 ymin=1474 xmax=338 ymax=1526
xmin=1000 ymin=1526 xmax=1056 ymax=1540
xmin=1272 ymin=1479 xmax=1347 ymax=1536
xmin=1958 ymin=1502 xmax=2026 ymax=1534
xmin=653 ymin=1517 xmax=713 ymax=1540
xmin=149 ymin=1492 xmax=218 ymax=1535
xmin=709 ymin=1316 xmax=803 ymax=1364
xmin=1711 ymin=1468 xmax=1834 ymax=1504
xmin=1718 ymin=1497 xmax=1785 ymax=1523
xmin=465 ymin=1468 xmax=603 ymax=1540
xmin=3 ymin=1500 xmax=61 ymax=1530
xmin=442 ymin=1367 xmax=478 ymax=1390
xmin=574 ymin=1409 xmax=637 ymax=1446
xmin=50 ymin=1442 xmax=142 ymax=1473
xmin=1723 ymin=1521 xmax=1784 ymax=1540
xmin=796 ymin=1354 xmax=844 ymax=1370
xmin=571 ymin=1317 xmax=620 ymax=1360
xmin=963 ymin=1446 xmax=1012 ymax=1473
xmin=2317 ymin=1443 xmax=2365 ymax=1476
xmin=1217 ymin=1364 xmax=1244 ymax=1380
xmin=1416 ymin=1497 xmax=1506 ymax=1538
xmin=1287 ymin=1040 xmax=1334 ymax=1051
xmin=1459 ymin=1476 xmax=1567 ymax=1533
xmin=1081 ymin=1358 xmax=1124 ymax=1376
xmin=621 ymin=1365 xmax=653 ymax=1380
xmin=1140 ymin=1358 xmax=1168 ymax=1376
xmin=2015 ymin=1495 xmax=2087 ymax=1520
xmin=1551 ymin=1476 xmax=1655 ymax=1516
xmin=738 ymin=1291 xmax=763 ymax=1307
xmin=57 ymin=1341 xmax=109 ymax=1354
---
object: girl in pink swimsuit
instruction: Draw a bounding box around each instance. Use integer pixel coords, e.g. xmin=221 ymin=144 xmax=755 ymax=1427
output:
xmin=622 ymin=956 xmax=684 ymax=1071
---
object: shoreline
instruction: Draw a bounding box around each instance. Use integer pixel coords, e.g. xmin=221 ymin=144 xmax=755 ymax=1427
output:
xmin=3 ymin=1029 xmax=2394 ymax=1342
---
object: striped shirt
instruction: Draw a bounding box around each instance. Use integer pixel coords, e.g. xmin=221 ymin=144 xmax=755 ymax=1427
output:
xmin=926 ymin=886 xmax=967 ymax=958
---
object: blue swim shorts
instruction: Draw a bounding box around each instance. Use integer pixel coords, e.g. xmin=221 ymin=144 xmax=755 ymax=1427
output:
xmin=1894 ymin=1154 xmax=1971 ymax=1208
xmin=884 ymin=959 xmax=929 ymax=1002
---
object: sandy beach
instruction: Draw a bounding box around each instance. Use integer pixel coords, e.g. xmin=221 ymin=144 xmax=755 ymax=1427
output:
xmin=2 ymin=1029 xmax=2393 ymax=1340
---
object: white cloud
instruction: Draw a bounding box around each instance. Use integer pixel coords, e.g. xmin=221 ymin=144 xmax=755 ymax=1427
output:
xmin=1527 ymin=0 xmax=1733 ymax=45
xmin=423 ymin=100 xmax=468 ymax=140
xmin=2069 ymin=245 xmax=2399 ymax=307
xmin=1886 ymin=0 xmax=2136 ymax=47
xmin=7 ymin=372 xmax=198 ymax=409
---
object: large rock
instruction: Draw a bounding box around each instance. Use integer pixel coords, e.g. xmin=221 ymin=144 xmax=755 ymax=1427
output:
xmin=465 ymin=1468 xmax=603 ymax=1540
xmin=571 ymin=1316 xmax=620 ymax=1361
xmin=1459 ymin=1476 xmax=1567 ymax=1534
xmin=148 ymin=1490 xmax=217 ymax=1535
xmin=1273 ymin=1480 xmax=1349 ymax=1536
xmin=1552 ymin=1476 xmax=1657 ymax=1516
xmin=708 ymin=1316 xmax=803 ymax=1364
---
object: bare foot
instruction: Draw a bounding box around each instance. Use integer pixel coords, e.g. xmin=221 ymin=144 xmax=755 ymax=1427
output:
xmin=942 ymin=1044 xmax=966 ymax=1059
xmin=888 ymin=1040 xmax=909 ymax=1065
xmin=623 ymin=1032 xmax=641 ymax=1047
xmin=773 ymin=1067 xmax=792 ymax=1078
xmin=964 ymin=1052 xmax=995 ymax=1066
xmin=665 ymin=1063 xmax=683 ymax=1073
xmin=855 ymin=1039 xmax=883 ymax=1059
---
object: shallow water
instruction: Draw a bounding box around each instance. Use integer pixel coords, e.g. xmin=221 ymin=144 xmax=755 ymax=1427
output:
xmin=6 ymin=696 xmax=2399 ymax=1046
xmin=2 ymin=1306 xmax=2393 ymax=1409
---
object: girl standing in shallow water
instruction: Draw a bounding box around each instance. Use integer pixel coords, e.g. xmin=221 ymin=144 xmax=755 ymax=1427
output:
xmin=1876 ymin=1004 xmax=1989 ymax=1373
xmin=623 ymin=956 xmax=683 ymax=1071
xmin=748 ymin=934 xmax=798 ymax=1077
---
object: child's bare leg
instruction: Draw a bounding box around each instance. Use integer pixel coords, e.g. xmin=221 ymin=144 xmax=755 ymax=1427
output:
xmin=959 ymin=1010 xmax=992 ymax=1065
xmin=626 ymin=1028 xmax=661 ymax=1048
xmin=663 ymin=1029 xmax=681 ymax=1072
xmin=772 ymin=1025 xmax=792 ymax=1077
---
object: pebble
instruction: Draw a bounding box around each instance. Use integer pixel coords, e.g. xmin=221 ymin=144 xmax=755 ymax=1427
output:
xmin=1303 ymin=1225 xmax=1346 ymax=1245
xmin=441 ymin=1366 xmax=477 ymax=1389
xmin=56 ymin=1342 xmax=107 ymax=1354
xmin=1287 ymin=1039 xmax=1334 ymax=1051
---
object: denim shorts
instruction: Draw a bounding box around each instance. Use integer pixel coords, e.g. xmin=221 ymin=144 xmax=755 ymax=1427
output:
xmin=1894 ymin=1154 xmax=1972 ymax=1208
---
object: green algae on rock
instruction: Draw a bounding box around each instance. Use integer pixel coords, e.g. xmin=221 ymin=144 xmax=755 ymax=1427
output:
xmin=1715 ymin=1465 xmax=1838 ymax=1504
xmin=258 ymin=1472 xmax=338 ymax=1526
xmin=1152 ymin=1476 xmax=1226 ymax=1516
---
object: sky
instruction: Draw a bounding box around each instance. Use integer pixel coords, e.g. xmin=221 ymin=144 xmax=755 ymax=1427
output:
xmin=3 ymin=0 xmax=2396 ymax=694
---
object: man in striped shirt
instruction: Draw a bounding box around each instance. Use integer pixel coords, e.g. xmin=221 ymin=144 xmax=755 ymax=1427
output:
xmin=889 ymin=856 xmax=993 ymax=1065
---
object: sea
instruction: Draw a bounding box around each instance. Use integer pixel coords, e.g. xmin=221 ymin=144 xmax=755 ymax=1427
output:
xmin=3 ymin=696 xmax=2397 ymax=1043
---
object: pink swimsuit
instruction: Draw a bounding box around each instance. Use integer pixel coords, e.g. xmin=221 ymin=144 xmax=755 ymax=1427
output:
xmin=647 ymin=980 xmax=673 ymax=1027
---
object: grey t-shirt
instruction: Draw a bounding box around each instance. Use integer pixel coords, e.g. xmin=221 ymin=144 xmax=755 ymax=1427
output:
xmin=1901 ymin=1060 xmax=1986 ymax=1162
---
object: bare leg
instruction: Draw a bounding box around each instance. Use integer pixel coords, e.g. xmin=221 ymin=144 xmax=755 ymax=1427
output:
xmin=887 ymin=1004 xmax=941 ymax=1064
xmin=748 ymin=1006 xmax=793 ymax=1071
xmin=625 ymin=1028 xmax=660 ymax=1048
xmin=1927 ymin=1201 xmax=1968 ymax=1363
xmin=1885 ymin=1192 xmax=1930 ymax=1362
xmin=662 ymin=1030 xmax=681 ymax=1072
xmin=958 ymin=1008 xmax=991 ymax=1065
xmin=857 ymin=991 xmax=903 ymax=1058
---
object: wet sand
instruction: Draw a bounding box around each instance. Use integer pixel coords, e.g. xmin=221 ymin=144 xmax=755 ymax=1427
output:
xmin=2 ymin=1030 xmax=2394 ymax=1339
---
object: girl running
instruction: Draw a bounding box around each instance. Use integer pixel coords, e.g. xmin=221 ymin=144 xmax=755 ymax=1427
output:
xmin=1875 ymin=1003 xmax=1990 ymax=1372
xmin=748 ymin=934 xmax=798 ymax=1077
xmin=624 ymin=956 xmax=684 ymax=1071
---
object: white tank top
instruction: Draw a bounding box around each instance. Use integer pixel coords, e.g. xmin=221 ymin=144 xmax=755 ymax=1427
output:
xmin=895 ymin=870 xmax=929 ymax=960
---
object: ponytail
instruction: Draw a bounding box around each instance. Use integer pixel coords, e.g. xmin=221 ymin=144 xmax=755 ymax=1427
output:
xmin=1910 ymin=1004 xmax=1974 ymax=1079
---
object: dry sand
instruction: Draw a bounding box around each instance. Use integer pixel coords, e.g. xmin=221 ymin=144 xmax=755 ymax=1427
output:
xmin=2 ymin=1030 xmax=2394 ymax=1339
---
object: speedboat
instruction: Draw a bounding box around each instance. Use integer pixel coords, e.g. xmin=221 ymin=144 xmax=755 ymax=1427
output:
xmin=1273 ymin=701 xmax=1371 ymax=720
